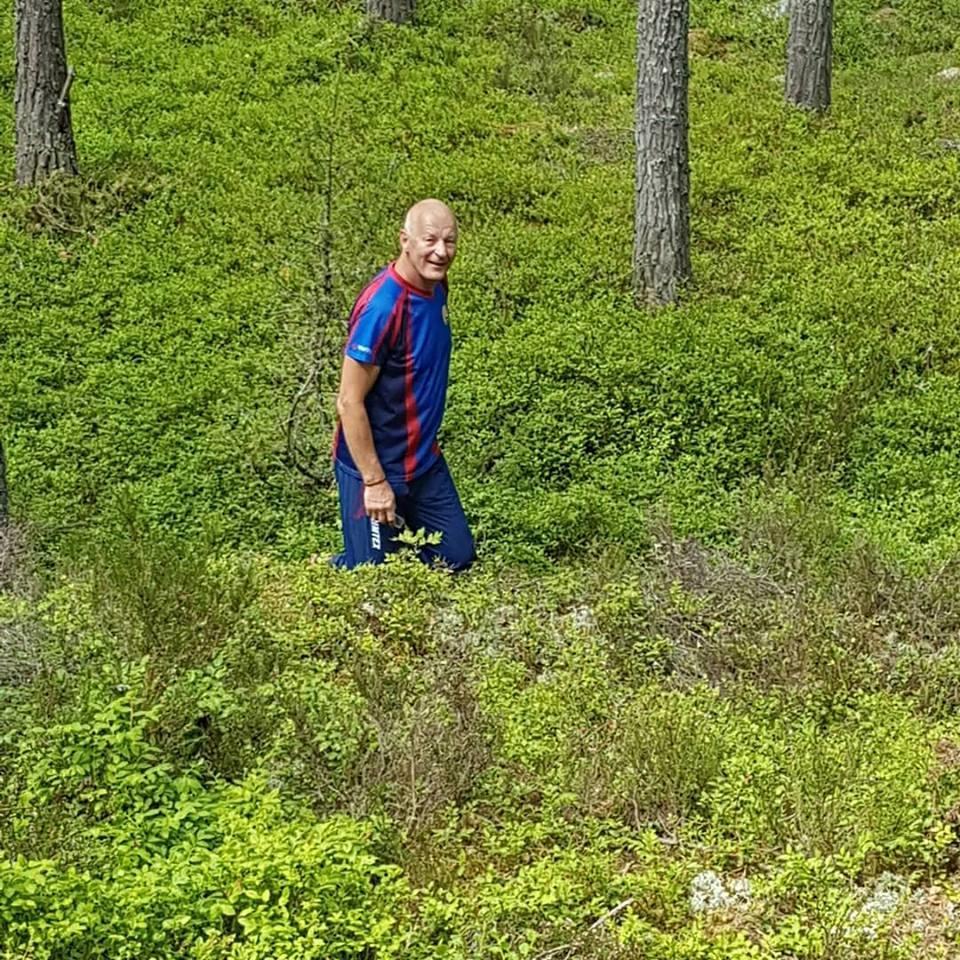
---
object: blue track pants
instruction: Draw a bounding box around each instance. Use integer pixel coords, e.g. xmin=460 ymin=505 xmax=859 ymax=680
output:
xmin=332 ymin=457 xmax=475 ymax=571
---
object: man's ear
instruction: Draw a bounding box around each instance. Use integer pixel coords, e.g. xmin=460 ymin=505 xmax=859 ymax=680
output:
xmin=398 ymin=229 xmax=409 ymax=250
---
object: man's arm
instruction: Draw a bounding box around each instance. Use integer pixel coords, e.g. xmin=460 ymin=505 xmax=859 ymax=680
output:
xmin=336 ymin=356 xmax=396 ymax=524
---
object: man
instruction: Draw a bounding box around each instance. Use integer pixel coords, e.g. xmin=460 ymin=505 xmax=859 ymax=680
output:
xmin=331 ymin=199 xmax=475 ymax=571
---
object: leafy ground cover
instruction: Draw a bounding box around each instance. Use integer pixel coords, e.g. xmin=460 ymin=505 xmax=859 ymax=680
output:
xmin=6 ymin=532 xmax=960 ymax=957
xmin=4 ymin=0 xmax=960 ymax=955
xmin=3 ymin=0 xmax=960 ymax=565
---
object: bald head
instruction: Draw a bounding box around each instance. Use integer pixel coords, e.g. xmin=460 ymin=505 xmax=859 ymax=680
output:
xmin=395 ymin=198 xmax=458 ymax=292
xmin=403 ymin=198 xmax=457 ymax=237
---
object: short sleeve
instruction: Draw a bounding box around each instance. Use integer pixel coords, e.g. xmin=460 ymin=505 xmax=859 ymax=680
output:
xmin=344 ymin=296 xmax=399 ymax=368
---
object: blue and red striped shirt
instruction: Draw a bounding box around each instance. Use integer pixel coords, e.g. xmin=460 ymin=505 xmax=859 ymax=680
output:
xmin=334 ymin=262 xmax=452 ymax=483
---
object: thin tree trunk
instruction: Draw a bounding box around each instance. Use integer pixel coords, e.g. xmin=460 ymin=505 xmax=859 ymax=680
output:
xmin=0 ymin=441 xmax=8 ymax=528
xmin=633 ymin=0 xmax=691 ymax=307
xmin=14 ymin=0 xmax=78 ymax=186
xmin=785 ymin=0 xmax=832 ymax=112
xmin=366 ymin=0 xmax=414 ymax=23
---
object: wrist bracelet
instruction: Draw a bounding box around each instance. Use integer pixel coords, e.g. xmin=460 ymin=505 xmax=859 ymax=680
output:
xmin=364 ymin=477 xmax=387 ymax=487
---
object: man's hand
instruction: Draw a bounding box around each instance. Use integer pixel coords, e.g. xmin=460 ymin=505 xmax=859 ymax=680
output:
xmin=364 ymin=479 xmax=396 ymax=525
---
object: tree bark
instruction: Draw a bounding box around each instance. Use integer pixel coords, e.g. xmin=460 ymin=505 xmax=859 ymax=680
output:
xmin=366 ymin=0 xmax=414 ymax=23
xmin=633 ymin=0 xmax=691 ymax=307
xmin=14 ymin=0 xmax=78 ymax=186
xmin=785 ymin=0 xmax=832 ymax=112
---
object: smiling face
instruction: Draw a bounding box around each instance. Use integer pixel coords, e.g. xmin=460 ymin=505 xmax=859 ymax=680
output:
xmin=397 ymin=200 xmax=458 ymax=291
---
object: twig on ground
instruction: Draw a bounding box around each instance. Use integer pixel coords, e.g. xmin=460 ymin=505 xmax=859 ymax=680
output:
xmin=531 ymin=897 xmax=636 ymax=960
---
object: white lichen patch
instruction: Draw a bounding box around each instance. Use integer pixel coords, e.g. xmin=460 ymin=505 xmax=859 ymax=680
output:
xmin=689 ymin=870 xmax=752 ymax=914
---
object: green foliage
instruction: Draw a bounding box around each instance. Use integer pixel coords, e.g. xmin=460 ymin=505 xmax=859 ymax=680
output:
xmin=701 ymin=694 xmax=956 ymax=869
xmin=6 ymin=543 xmax=960 ymax=956
xmin=0 ymin=668 xmax=409 ymax=958
xmin=1 ymin=795 xmax=410 ymax=959
xmin=6 ymin=0 xmax=960 ymax=956
xmin=1 ymin=0 xmax=960 ymax=567
xmin=85 ymin=498 xmax=259 ymax=669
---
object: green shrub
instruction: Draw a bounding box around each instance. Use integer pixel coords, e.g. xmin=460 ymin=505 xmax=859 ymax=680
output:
xmin=702 ymin=694 xmax=956 ymax=870
xmin=0 ymin=797 xmax=410 ymax=959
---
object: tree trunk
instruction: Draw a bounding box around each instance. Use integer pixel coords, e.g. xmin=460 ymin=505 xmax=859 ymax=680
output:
xmin=14 ymin=0 xmax=78 ymax=186
xmin=365 ymin=0 xmax=414 ymax=23
xmin=785 ymin=0 xmax=832 ymax=112
xmin=633 ymin=0 xmax=691 ymax=307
